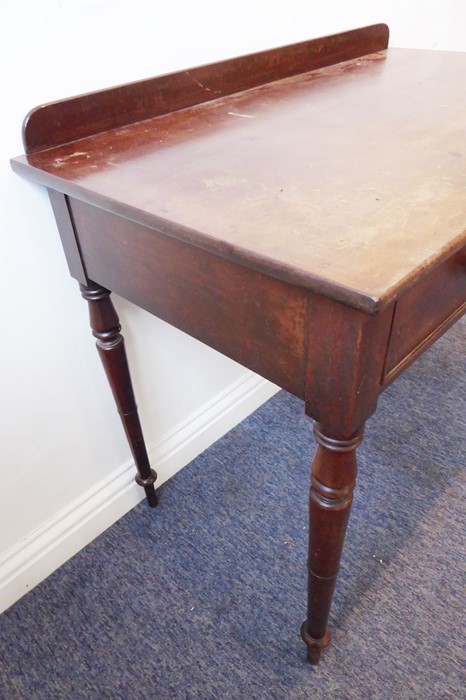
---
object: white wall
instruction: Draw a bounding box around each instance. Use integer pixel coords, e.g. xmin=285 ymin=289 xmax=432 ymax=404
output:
xmin=1 ymin=1 xmax=465 ymax=612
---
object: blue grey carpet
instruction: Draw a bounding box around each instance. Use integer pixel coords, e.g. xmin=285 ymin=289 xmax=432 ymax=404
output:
xmin=1 ymin=317 xmax=465 ymax=700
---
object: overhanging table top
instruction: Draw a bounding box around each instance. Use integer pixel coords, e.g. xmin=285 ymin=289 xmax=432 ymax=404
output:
xmin=11 ymin=36 xmax=466 ymax=313
xmin=8 ymin=26 xmax=466 ymax=666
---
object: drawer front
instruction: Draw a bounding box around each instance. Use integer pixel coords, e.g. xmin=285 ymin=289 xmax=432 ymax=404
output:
xmin=384 ymin=248 xmax=466 ymax=380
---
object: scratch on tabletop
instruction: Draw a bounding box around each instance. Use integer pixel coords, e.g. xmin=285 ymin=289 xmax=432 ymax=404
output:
xmin=228 ymin=111 xmax=254 ymax=119
xmin=185 ymin=71 xmax=219 ymax=95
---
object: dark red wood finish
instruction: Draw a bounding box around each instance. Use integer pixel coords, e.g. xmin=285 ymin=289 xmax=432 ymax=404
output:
xmin=11 ymin=25 xmax=466 ymax=664
xmin=384 ymin=249 xmax=466 ymax=382
xmin=302 ymin=424 xmax=362 ymax=663
xmin=22 ymin=24 xmax=388 ymax=154
xmin=68 ymin=199 xmax=309 ymax=398
xmin=80 ymin=282 xmax=158 ymax=507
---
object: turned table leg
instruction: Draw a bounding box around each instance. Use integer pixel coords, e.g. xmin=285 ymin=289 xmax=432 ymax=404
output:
xmin=301 ymin=422 xmax=363 ymax=664
xmin=80 ymin=282 xmax=158 ymax=507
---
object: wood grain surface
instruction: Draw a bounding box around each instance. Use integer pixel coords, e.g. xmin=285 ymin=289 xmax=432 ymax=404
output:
xmin=12 ymin=43 xmax=466 ymax=313
xmin=10 ymin=25 xmax=466 ymax=665
xmin=21 ymin=24 xmax=389 ymax=154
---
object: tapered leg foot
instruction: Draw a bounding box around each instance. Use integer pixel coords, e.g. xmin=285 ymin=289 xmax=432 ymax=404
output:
xmin=301 ymin=422 xmax=363 ymax=664
xmin=80 ymin=282 xmax=158 ymax=507
xmin=300 ymin=622 xmax=331 ymax=665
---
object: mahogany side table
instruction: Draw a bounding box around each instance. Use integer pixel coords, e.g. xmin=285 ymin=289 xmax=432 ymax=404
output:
xmin=11 ymin=24 xmax=466 ymax=663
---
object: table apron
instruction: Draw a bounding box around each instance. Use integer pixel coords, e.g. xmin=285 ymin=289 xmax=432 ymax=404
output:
xmin=68 ymin=197 xmax=310 ymax=398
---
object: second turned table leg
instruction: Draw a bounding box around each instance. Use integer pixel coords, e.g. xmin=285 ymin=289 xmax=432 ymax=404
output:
xmin=301 ymin=422 xmax=363 ymax=664
xmin=80 ymin=282 xmax=158 ymax=507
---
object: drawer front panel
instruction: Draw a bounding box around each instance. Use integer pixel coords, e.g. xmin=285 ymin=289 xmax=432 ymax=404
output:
xmin=385 ymin=248 xmax=466 ymax=379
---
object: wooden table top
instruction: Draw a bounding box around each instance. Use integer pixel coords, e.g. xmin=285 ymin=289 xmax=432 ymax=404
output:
xmin=12 ymin=31 xmax=466 ymax=313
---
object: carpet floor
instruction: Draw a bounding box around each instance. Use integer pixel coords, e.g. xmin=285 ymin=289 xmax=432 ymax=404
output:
xmin=1 ymin=317 xmax=464 ymax=700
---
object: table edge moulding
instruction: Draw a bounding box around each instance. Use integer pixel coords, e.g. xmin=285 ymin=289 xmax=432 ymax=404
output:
xmin=10 ymin=24 xmax=466 ymax=665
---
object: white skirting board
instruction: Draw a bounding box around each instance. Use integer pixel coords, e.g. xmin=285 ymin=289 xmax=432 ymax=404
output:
xmin=0 ymin=373 xmax=279 ymax=614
